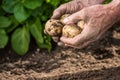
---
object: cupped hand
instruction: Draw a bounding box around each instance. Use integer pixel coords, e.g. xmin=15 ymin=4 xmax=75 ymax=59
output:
xmin=50 ymin=0 xmax=105 ymax=42
xmin=60 ymin=4 xmax=119 ymax=49
xmin=51 ymin=0 xmax=105 ymax=19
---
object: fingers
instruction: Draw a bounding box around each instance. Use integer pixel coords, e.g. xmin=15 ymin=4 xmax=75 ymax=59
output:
xmin=60 ymin=23 xmax=98 ymax=46
xmin=60 ymin=32 xmax=86 ymax=46
xmin=51 ymin=5 xmax=66 ymax=19
xmin=63 ymin=9 xmax=86 ymax=24
xmin=64 ymin=39 xmax=94 ymax=49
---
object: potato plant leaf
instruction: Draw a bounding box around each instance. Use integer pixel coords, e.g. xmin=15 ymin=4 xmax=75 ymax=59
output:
xmin=11 ymin=27 xmax=30 ymax=55
xmin=23 ymin=0 xmax=43 ymax=9
xmin=0 ymin=7 xmax=5 ymax=16
xmin=49 ymin=0 xmax=60 ymax=7
xmin=0 ymin=29 xmax=8 ymax=48
xmin=0 ymin=16 xmax=12 ymax=28
xmin=37 ymin=35 xmax=52 ymax=52
xmin=29 ymin=18 xmax=43 ymax=44
xmin=2 ymin=0 xmax=18 ymax=13
xmin=14 ymin=4 xmax=30 ymax=22
xmin=6 ymin=16 xmax=19 ymax=33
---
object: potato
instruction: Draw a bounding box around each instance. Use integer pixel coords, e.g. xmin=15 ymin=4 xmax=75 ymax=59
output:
xmin=77 ymin=21 xmax=85 ymax=29
xmin=45 ymin=19 xmax=63 ymax=36
xmin=60 ymin=14 xmax=70 ymax=23
xmin=45 ymin=14 xmax=85 ymax=40
xmin=62 ymin=24 xmax=82 ymax=38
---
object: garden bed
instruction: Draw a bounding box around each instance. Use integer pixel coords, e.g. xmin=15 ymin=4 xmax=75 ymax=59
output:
xmin=0 ymin=23 xmax=120 ymax=80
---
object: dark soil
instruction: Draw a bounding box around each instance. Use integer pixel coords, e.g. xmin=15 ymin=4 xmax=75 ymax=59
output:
xmin=0 ymin=22 xmax=120 ymax=80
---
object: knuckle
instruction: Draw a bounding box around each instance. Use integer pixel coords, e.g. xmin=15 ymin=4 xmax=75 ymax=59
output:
xmin=53 ymin=4 xmax=66 ymax=14
xmin=58 ymin=4 xmax=66 ymax=10
xmin=53 ymin=9 xmax=59 ymax=13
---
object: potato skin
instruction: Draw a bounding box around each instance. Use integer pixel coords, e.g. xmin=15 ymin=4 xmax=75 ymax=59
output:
xmin=77 ymin=21 xmax=85 ymax=29
xmin=45 ymin=19 xmax=63 ymax=36
xmin=60 ymin=14 xmax=70 ymax=23
xmin=62 ymin=25 xmax=82 ymax=38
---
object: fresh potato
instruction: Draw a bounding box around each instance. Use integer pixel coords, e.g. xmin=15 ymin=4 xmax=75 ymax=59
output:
xmin=77 ymin=21 xmax=85 ymax=29
xmin=60 ymin=14 xmax=70 ymax=23
xmin=62 ymin=24 xmax=82 ymax=38
xmin=45 ymin=19 xmax=63 ymax=36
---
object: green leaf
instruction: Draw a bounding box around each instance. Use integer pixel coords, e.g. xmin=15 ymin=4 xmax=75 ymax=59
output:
xmin=46 ymin=0 xmax=61 ymax=7
xmin=23 ymin=0 xmax=43 ymax=9
xmin=0 ymin=16 xmax=12 ymax=28
xmin=37 ymin=35 xmax=52 ymax=52
xmin=29 ymin=18 xmax=44 ymax=44
xmin=50 ymin=0 xmax=61 ymax=7
xmin=0 ymin=6 xmax=6 ymax=15
xmin=11 ymin=27 xmax=30 ymax=55
xmin=6 ymin=16 xmax=19 ymax=33
xmin=37 ymin=42 xmax=52 ymax=52
xmin=2 ymin=0 xmax=18 ymax=13
xmin=103 ymin=0 xmax=112 ymax=4
xmin=14 ymin=3 xmax=30 ymax=22
xmin=0 ymin=29 xmax=8 ymax=48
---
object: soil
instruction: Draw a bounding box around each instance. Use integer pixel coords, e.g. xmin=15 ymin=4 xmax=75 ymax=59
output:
xmin=0 ymin=22 xmax=120 ymax=80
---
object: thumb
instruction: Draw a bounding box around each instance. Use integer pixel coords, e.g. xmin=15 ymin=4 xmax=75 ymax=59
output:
xmin=63 ymin=9 xmax=86 ymax=24
xmin=51 ymin=5 xmax=66 ymax=19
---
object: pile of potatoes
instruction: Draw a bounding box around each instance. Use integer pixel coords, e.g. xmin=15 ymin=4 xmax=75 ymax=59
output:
xmin=44 ymin=14 xmax=85 ymax=43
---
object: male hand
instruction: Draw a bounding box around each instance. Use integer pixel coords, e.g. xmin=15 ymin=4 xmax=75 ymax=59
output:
xmin=50 ymin=0 xmax=105 ymax=43
xmin=51 ymin=0 xmax=105 ymax=19
xmin=60 ymin=4 xmax=119 ymax=48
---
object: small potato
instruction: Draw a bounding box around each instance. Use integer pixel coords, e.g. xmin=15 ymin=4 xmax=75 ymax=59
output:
xmin=45 ymin=19 xmax=63 ymax=36
xmin=45 ymin=14 xmax=85 ymax=45
xmin=62 ymin=25 xmax=82 ymax=38
xmin=60 ymin=14 xmax=70 ymax=23
xmin=77 ymin=21 xmax=85 ymax=29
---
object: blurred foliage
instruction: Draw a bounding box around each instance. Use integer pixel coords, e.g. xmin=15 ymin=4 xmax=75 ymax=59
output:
xmin=103 ymin=0 xmax=112 ymax=4
xmin=0 ymin=0 xmax=69 ymax=55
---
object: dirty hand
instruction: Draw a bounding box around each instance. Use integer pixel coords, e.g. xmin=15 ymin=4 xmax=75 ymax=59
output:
xmin=51 ymin=0 xmax=105 ymax=19
xmin=60 ymin=2 xmax=120 ymax=49
xmin=50 ymin=0 xmax=105 ymax=42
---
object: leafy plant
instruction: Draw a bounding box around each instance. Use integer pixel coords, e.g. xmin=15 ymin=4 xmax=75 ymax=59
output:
xmin=0 ymin=0 xmax=69 ymax=55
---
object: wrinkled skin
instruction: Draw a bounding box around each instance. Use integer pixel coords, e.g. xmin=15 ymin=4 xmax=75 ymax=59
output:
xmin=60 ymin=0 xmax=120 ymax=49
xmin=52 ymin=0 xmax=105 ymax=19
xmin=50 ymin=0 xmax=105 ymax=43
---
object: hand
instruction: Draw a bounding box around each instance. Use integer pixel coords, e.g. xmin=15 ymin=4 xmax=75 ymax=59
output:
xmin=60 ymin=4 xmax=119 ymax=49
xmin=50 ymin=0 xmax=105 ymax=43
xmin=51 ymin=0 xmax=105 ymax=19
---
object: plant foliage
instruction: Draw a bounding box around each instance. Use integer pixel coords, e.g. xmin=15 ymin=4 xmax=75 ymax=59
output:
xmin=0 ymin=0 xmax=69 ymax=55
